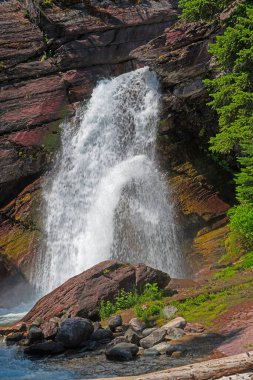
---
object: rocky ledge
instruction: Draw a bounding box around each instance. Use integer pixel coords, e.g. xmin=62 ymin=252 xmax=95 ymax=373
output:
xmin=22 ymin=260 xmax=171 ymax=322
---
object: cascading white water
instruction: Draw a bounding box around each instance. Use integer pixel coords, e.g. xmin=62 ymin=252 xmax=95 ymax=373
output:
xmin=35 ymin=67 xmax=183 ymax=294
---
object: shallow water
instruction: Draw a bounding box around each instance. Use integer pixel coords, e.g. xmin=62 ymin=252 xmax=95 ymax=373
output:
xmin=0 ymin=331 xmax=224 ymax=380
xmin=0 ymin=340 xmax=77 ymax=380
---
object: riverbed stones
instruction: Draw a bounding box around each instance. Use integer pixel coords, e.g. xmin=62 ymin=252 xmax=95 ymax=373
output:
xmin=161 ymin=317 xmax=186 ymax=331
xmin=152 ymin=342 xmax=173 ymax=354
xmin=142 ymin=327 xmax=158 ymax=337
xmin=90 ymin=328 xmax=113 ymax=342
xmin=129 ymin=318 xmax=146 ymax=332
xmin=140 ymin=328 xmax=167 ymax=349
xmin=28 ymin=326 xmax=44 ymax=343
xmin=124 ymin=328 xmax=142 ymax=345
xmin=143 ymin=348 xmax=160 ymax=356
xmin=55 ymin=317 xmax=93 ymax=348
xmin=165 ymin=327 xmax=185 ymax=340
xmin=108 ymin=315 xmax=122 ymax=332
xmin=105 ymin=342 xmax=139 ymax=361
xmin=24 ymin=340 xmax=65 ymax=355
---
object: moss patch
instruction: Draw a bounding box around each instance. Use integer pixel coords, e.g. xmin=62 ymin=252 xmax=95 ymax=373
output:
xmin=0 ymin=225 xmax=40 ymax=261
xmin=170 ymin=281 xmax=253 ymax=328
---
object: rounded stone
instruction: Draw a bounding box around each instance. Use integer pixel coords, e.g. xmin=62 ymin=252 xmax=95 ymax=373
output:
xmin=55 ymin=317 xmax=93 ymax=348
xmin=108 ymin=315 xmax=122 ymax=332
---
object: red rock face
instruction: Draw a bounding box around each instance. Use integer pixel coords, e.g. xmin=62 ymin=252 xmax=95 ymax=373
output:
xmin=23 ymin=260 xmax=171 ymax=322
xmin=0 ymin=0 xmax=178 ymax=298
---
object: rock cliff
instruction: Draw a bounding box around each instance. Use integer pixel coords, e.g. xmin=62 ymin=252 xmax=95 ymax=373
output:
xmin=0 ymin=0 xmax=179 ymax=296
xmin=0 ymin=0 xmax=232 ymax=301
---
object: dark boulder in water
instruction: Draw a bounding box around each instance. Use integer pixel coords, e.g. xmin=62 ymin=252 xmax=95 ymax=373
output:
xmin=105 ymin=341 xmax=139 ymax=361
xmin=55 ymin=318 xmax=94 ymax=348
xmin=24 ymin=340 xmax=65 ymax=356
xmin=23 ymin=260 xmax=171 ymax=323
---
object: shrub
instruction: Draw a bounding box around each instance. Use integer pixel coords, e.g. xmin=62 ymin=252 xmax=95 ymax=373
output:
xmin=98 ymin=283 xmax=164 ymax=320
xmin=178 ymin=0 xmax=230 ymax=22
xmin=135 ymin=301 xmax=165 ymax=325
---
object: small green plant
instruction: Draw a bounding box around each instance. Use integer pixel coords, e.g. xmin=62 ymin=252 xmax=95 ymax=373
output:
xmin=43 ymin=34 xmax=49 ymax=45
xmin=98 ymin=283 xmax=164 ymax=320
xmin=99 ymin=300 xmax=116 ymax=320
xmin=40 ymin=50 xmax=52 ymax=62
xmin=135 ymin=301 xmax=165 ymax=325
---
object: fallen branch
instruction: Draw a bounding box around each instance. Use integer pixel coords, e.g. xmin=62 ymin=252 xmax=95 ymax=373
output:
xmin=83 ymin=351 xmax=253 ymax=380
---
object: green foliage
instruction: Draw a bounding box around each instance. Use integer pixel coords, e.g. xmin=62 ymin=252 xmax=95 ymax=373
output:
xmin=99 ymin=283 xmax=164 ymax=320
xmin=204 ymin=3 xmax=253 ymax=248
xmin=135 ymin=301 xmax=165 ymax=325
xmin=99 ymin=300 xmax=116 ymax=320
xmin=229 ymin=204 xmax=253 ymax=244
xmin=235 ymin=142 xmax=253 ymax=204
xmin=178 ymin=0 xmax=229 ymax=21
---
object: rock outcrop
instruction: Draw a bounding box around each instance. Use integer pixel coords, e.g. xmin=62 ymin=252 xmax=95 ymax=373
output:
xmin=23 ymin=260 xmax=171 ymax=322
xmin=131 ymin=16 xmax=232 ymax=274
xmin=0 ymin=0 xmax=234 ymax=299
xmin=0 ymin=0 xmax=178 ymax=298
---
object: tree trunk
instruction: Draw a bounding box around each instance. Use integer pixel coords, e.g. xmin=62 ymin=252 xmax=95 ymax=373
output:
xmin=83 ymin=351 xmax=253 ymax=380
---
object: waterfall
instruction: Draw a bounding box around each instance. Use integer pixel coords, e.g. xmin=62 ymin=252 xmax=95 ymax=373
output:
xmin=36 ymin=67 xmax=183 ymax=294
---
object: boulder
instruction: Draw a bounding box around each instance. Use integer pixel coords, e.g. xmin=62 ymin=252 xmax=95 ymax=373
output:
xmin=23 ymin=261 xmax=171 ymax=322
xmin=105 ymin=342 xmax=139 ymax=361
xmin=129 ymin=318 xmax=146 ymax=333
xmin=161 ymin=317 xmax=187 ymax=331
xmin=108 ymin=315 xmax=122 ymax=332
xmin=55 ymin=318 xmax=93 ymax=348
xmin=90 ymin=328 xmax=113 ymax=342
xmin=5 ymin=332 xmax=24 ymax=343
xmin=28 ymin=326 xmax=44 ymax=343
xmin=140 ymin=328 xmax=167 ymax=349
xmin=124 ymin=328 xmax=142 ymax=346
xmin=152 ymin=342 xmax=173 ymax=354
xmin=162 ymin=305 xmax=178 ymax=320
xmin=24 ymin=340 xmax=65 ymax=356
xmin=143 ymin=348 xmax=160 ymax=356
xmin=166 ymin=327 xmax=185 ymax=340
xmin=142 ymin=327 xmax=158 ymax=337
